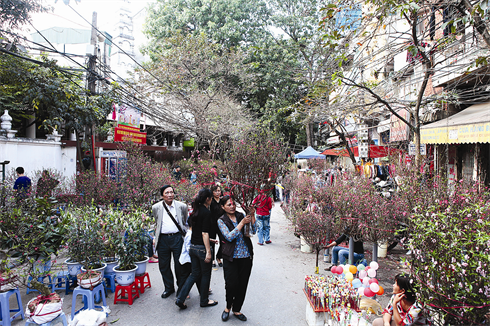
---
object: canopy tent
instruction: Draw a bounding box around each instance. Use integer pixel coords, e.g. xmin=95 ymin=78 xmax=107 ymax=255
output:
xmin=294 ymin=146 xmax=326 ymax=159
xmin=321 ymin=145 xmax=401 ymax=159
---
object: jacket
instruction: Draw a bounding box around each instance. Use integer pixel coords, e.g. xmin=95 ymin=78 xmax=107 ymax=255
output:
xmin=219 ymin=212 xmax=253 ymax=262
xmin=152 ymin=200 xmax=189 ymax=245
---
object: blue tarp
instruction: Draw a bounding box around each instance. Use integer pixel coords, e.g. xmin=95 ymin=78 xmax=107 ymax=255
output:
xmin=294 ymin=146 xmax=326 ymax=159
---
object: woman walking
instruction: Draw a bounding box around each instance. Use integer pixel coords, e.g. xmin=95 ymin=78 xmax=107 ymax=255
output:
xmin=210 ymin=185 xmax=224 ymax=267
xmin=218 ymin=196 xmax=255 ymax=322
xmin=175 ymin=188 xmax=218 ymax=309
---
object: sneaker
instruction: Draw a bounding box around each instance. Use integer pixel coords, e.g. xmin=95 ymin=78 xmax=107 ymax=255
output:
xmin=265 ymin=241 xmax=272 ymax=244
xmin=257 ymin=242 xmax=264 ymax=245
xmin=324 ymin=265 xmax=334 ymax=271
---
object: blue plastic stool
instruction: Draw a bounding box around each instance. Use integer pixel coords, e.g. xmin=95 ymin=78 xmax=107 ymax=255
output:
xmin=0 ymin=288 xmax=24 ymax=326
xmin=25 ymin=311 xmax=67 ymax=326
xmin=26 ymin=275 xmax=54 ymax=295
xmin=103 ymin=273 xmax=116 ymax=294
xmin=70 ymin=283 xmax=106 ymax=318
xmin=52 ymin=271 xmax=76 ymax=295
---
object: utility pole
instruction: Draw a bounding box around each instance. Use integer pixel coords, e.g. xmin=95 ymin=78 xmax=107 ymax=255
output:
xmin=88 ymin=11 xmax=97 ymax=95
xmin=88 ymin=11 xmax=97 ymax=172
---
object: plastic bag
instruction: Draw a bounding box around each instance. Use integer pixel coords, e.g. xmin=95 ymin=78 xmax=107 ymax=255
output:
xmin=25 ymin=296 xmax=63 ymax=324
xmin=359 ymin=298 xmax=383 ymax=315
xmin=70 ymin=306 xmax=111 ymax=326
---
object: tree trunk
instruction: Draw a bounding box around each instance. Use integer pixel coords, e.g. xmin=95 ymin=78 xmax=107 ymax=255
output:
xmin=75 ymin=130 xmax=85 ymax=172
xmin=305 ymin=121 xmax=313 ymax=147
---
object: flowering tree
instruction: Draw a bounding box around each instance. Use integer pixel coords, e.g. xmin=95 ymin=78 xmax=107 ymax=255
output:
xmin=224 ymin=128 xmax=288 ymax=213
xmin=408 ymin=181 xmax=490 ymax=325
xmin=117 ymin=142 xmax=173 ymax=208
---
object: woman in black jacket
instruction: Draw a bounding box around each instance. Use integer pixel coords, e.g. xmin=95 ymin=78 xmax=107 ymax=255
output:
xmin=210 ymin=184 xmax=224 ymax=267
xmin=217 ymin=196 xmax=255 ymax=322
xmin=175 ymin=188 xmax=218 ymax=309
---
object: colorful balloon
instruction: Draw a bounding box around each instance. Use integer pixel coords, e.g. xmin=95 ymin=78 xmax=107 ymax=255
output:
xmin=331 ymin=266 xmax=338 ymax=274
xmin=357 ymin=264 xmax=366 ymax=271
xmin=368 ymin=278 xmax=379 ymax=284
xmin=370 ymin=283 xmax=380 ymax=293
xmin=362 ymin=277 xmax=370 ymax=286
xmin=364 ymin=288 xmax=375 ymax=297
xmin=349 ymin=265 xmax=358 ymax=274
xmin=367 ymin=269 xmax=377 ymax=278
xmin=370 ymin=261 xmax=379 ymax=270
xmin=359 ymin=270 xmax=367 ymax=279
xmin=358 ymin=287 xmax=365 ymax=296
xmin=352 ymin=279 xmax=362 ymax=288
xmin=345 ymin=272 xmax=354 ymax=281
xmin=343 ymin=265 xmax=350 ymax=274
xmin=377 ymin=286 xmax=385 ymax=295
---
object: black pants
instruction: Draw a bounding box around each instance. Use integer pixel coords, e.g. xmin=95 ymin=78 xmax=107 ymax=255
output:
xmin=211 ymin=242 xmax=223 ymax=261
xmin=156 ymin=233 xmax=189 ymax=294
xmin=177 ymin=244 xmax=213 ymax=306
xmin=223 ymin=257 xmax=253 ymax=312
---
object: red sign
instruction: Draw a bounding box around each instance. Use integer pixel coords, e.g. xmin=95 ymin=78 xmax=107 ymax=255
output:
xmin=114 ymin=126 xmax=147 ymax=144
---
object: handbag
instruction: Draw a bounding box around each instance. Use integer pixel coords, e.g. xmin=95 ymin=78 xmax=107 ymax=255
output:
xmin=162 ymin=202 xmax=186 ymax=237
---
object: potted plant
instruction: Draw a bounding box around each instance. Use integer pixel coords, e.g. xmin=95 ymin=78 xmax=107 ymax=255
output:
xmin=65 ymin=205 xmax=106 ymax=288
xmin=0 ymin=197 xmax=66 ymax=323
xmin=100 ymin=208 xmax=124 ymax=274
xmin=130 ymin=210 xmax=152 ymax=276
xmin=112 ymin=230 xmax=138 ymax=287
xmin=112 ymin=209 xmax=151 ymax=286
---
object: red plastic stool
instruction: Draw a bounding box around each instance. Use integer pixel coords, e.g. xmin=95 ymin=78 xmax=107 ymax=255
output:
xmin=135 ymin=272 xmax=151 ymax=294
xmin=113 ymin=282 xmax=139 ymax=305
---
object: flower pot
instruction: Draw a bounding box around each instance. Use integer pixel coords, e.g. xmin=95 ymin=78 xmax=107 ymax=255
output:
xmin=300 ymin=236 xmax=312 ymax=253
xmin=32 ymin=257 xmax=52 ymax=276
xmin=77 ymin=270 xmax=102 ymax=289
xmin=135 ymin=256 xmax=149 ymax=276
xmin=103 ymin=257 xmax=119 ymax=275
xmin=65 ymin=259 xmax=82 ymax=277
xmin=81 ymin=262 xmax=107 ymax=280
xmin=113 ymin=265 xmax=137 ymax=286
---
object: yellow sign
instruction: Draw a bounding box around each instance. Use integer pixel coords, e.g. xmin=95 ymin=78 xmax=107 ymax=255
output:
xmin=421 ymin=122 xmax=490 ymax=144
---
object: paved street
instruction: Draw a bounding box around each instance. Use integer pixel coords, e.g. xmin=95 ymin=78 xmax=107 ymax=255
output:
xmin=12 ymin=203 xmax=316 ymax=326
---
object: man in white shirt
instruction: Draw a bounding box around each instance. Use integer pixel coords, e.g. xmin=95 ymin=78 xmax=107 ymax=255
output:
xmin=152 ymin=185 xmax=189 ymax=298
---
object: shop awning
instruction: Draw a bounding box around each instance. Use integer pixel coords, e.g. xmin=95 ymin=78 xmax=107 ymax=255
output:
xmin=420 ymin=102 xmax=490 ymax=144
xmin=321 ymin=145 xmax=401 ymax=158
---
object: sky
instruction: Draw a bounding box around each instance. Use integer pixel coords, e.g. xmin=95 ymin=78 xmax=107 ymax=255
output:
xmin=29 ymin=0 xmax=157 ymax=53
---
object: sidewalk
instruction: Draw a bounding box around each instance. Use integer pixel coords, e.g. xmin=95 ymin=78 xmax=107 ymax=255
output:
xmin=9 ymin=203 xmax=407 ymax=325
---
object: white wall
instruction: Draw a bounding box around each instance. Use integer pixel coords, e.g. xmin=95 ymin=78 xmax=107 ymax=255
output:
xmin=0 ymin=138 xmax=76 ymax=178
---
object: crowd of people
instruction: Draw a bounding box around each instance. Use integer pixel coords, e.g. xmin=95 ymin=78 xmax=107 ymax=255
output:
xmin=152 ymin=182 xmax=273 ymax=322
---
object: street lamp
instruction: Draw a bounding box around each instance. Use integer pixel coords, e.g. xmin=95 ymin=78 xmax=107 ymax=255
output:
xmin=0 ymin=160 xmax=10 ymax=182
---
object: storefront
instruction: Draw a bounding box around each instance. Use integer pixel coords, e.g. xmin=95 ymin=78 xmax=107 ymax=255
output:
xmin=420 ymin=102 xmax=490 ymax=184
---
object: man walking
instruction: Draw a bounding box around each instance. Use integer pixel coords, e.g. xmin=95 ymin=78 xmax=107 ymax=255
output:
xmin=152 ymin=185 xmax=189 ymax=298
xmin=252 ymin=187 xmax=273 ymax=245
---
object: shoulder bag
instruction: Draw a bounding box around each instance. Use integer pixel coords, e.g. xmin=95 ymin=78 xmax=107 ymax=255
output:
xmin=162 ymin=202 xmax=186 ymax=237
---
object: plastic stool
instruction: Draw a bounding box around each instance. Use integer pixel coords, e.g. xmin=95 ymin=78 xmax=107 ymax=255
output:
xmin=0 ymin=288 xmax=24 ymax=326
xmin=114 ymin=283 xmax=139 ymax=305
xmin=26 ymin=275 xmax=54 ymax=295
xmin=70 ymin=283 xmax=106 ymax=318
xmin=52 ymin=271 xmax=76 ymax=295
xmin=135 ymin=273 xmax=151 ymax=294
xmin=103 ymin=273 xmax=116 ymax=294
xmin=25 ymin=311 xmax=68 ymax=326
